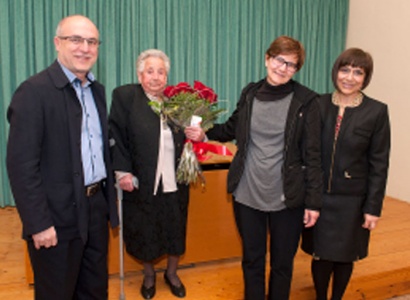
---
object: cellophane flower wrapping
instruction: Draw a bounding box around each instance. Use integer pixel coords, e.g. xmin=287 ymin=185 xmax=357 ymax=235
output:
xmin=149 ymin=81 xmax=224 ymax=185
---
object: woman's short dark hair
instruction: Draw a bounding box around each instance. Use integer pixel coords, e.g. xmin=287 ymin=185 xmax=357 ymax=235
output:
xmin=332 ymin=48 xmax=374 ymax=90
xmin=265 ymin=36 xmax=305 ymax=71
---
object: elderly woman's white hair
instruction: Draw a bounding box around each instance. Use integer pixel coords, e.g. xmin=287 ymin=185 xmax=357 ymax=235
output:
xmin=136 ymin=49 xmax=170 ymax=74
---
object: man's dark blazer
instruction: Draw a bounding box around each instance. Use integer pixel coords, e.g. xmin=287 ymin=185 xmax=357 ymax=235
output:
xmin=6 ymin=60 xmax=119 ymax=241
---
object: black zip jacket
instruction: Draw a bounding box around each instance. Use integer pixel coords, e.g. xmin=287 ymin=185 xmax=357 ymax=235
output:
xmin=207 ymin=79 xmax=322 ymax=210
xmin=320 ymin=93 xmax=390 ymax=216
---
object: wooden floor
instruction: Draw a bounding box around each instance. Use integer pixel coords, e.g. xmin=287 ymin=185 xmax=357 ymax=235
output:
xmin=1 ymin=196 xmax=410 ymax=299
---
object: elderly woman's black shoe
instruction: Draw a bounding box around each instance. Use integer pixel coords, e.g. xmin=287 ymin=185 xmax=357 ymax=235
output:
xmin=140 ymin=275 xmax=156 ymax=299
xmin=164 ymin=272 xmax=186 ymax=298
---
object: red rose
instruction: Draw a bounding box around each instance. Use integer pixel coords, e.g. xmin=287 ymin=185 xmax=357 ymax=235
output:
xmin=174 ymin=82 xmax=193 ymax=93
xmin=163 ymin=85 xmax=176 ymax=98
xmin=197 ymin=88 xmax=217 ymax=103
xmin=194 ymin=80 xmax=217 ymax=103
xmin=164 ymin=82 xmax=195 ymax=98
xmin=193 ymin=80 xmax=207 ymax=91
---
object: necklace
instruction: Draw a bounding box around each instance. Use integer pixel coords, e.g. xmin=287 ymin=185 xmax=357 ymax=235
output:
xmin=332 ymin=91 xmax=363 ymax=108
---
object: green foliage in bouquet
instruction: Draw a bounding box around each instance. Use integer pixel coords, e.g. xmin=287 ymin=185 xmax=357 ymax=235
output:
xmin=175 ymin=141 xmax=205 ymax=185
xmin=162 ymin=92 xmax=223 ymax=131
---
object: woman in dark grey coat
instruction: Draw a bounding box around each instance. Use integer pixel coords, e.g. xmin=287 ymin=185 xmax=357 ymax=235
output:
xmin=302 ymin=48 xmax=391 ymax=300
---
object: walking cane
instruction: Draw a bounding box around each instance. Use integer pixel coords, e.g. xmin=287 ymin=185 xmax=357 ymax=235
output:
xmin=116 ymin=183 xmax=126 ymax=300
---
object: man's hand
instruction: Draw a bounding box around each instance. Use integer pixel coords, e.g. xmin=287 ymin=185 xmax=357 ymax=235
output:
xmin=304 ymin=209 xmax=320 ymax=228
xmin=32 ymin=226 xmax=57 ymax=249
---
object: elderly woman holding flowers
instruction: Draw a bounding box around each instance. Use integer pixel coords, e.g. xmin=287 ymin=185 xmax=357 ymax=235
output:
xmin=109 ymin=49 xmax=188 ymax=299
xmin=186 ymin=36 xmax=323 ymax=300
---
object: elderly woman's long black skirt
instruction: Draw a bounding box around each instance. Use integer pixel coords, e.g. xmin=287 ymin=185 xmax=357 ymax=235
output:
xmin=302 ymin=194 xmax=370 ymax=262
xmin=122 ymin=185 xmax=189 ymax=262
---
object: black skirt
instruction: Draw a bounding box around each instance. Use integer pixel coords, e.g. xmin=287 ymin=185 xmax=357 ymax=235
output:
xmin=301 ymin=193 xmax=370 ymax=262
xmin=122 ymin=185 xmax=189 ymax=262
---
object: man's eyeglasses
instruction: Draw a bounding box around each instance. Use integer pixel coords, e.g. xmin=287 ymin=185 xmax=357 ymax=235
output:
xmin=58 ymin=36 xmax=101 ymax=47
xmin=271 ymin=56 xmax=298 ymax=73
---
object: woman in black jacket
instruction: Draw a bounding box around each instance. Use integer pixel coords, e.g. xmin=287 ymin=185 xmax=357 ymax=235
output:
xmin=186 ymin=36 xmax=322 ymax=300
xmin=109 ymin=49 xmax=188 ymax=299
xmin=302 ymin=48 xmax=391 ymax=300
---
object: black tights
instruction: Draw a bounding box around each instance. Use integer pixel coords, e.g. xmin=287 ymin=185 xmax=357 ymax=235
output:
xmin=311 ymin=259 xmax=353 ymax=300
xmin=142 ymin=255 xmax=181 ymax=288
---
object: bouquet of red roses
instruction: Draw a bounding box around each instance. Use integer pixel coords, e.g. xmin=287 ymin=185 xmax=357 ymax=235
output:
xmin=150 ymin=80 xmax=223 ymax=130
xmin=149 ymin=81 xmax=226 ymax=185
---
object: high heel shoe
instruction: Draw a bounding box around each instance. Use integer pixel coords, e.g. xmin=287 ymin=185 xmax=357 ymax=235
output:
xmin=164 ymin=272 xmax=186 ymax=298
xmin=140 ymin=274 xmax=156 ymax=299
